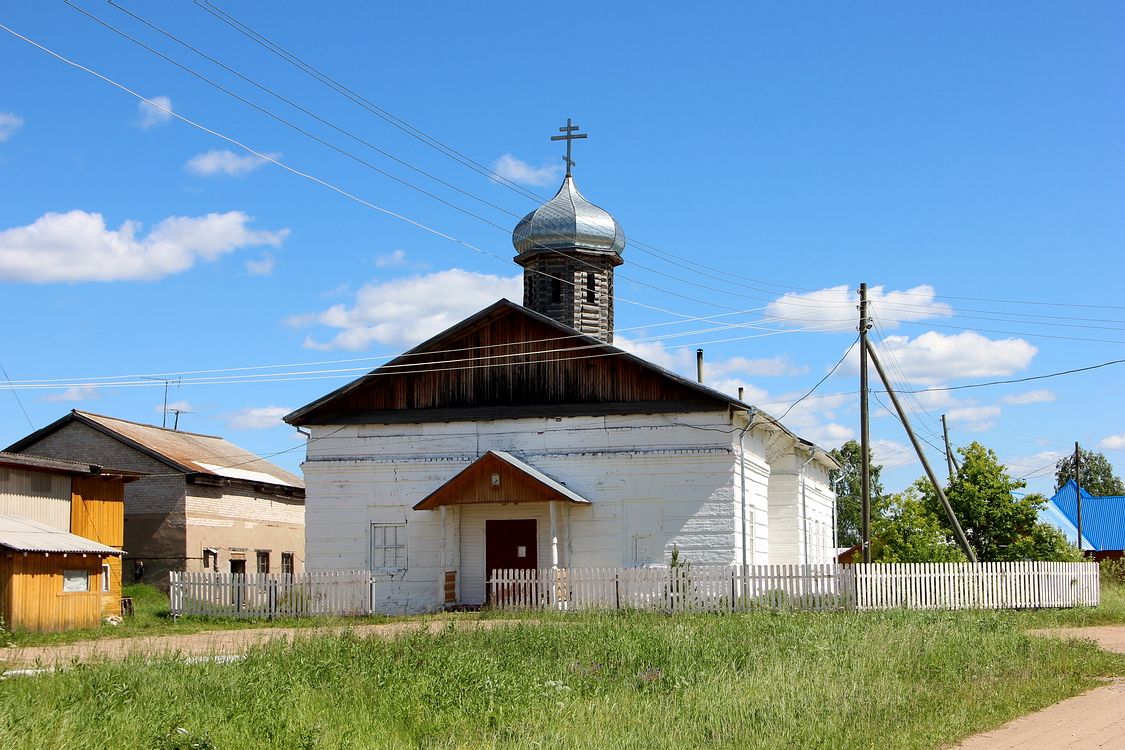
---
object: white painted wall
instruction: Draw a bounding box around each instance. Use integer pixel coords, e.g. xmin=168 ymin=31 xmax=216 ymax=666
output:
xmin=303 ymin=411 xmax=776 ymax=613
xmin=767 ymin=449 xmax=837 ymax=565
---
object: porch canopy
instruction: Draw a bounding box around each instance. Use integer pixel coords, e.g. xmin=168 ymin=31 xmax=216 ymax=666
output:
xmin=413 ymin=451 xmax=590 ymax=511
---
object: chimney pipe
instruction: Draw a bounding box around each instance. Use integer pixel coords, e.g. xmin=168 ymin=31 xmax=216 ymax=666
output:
xmin=738 ymin=386 xmax=744 ymax=401
xmin=696 ymin=349 xmax=704 ymax=384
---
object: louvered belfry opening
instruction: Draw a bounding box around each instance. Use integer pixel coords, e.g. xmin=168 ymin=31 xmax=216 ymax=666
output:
xmin=512 ymin=174 xmax=625 ymax=344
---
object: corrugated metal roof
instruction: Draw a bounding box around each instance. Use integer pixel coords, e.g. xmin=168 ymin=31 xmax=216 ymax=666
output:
xmin=1042 ymin=480 xmax=1125 ymax=551
xmin=0 ymin=513 xmax=125 ymax=555
xmin=73 ymin=412 xmax=302 ymax=489
xmin=0 ymin=451 xmax=99 ymax=476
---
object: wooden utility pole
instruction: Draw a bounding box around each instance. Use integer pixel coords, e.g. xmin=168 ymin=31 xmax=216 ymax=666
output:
xmin=942 ymin=414 xmax=956 ymax=484
xmin=859 ymin=283 xmax=872 ymax=564
xmin=866 ymin=340 xmax=977 ymax=562
xmin=1075 ymin=441 xmax=1083 ymax=554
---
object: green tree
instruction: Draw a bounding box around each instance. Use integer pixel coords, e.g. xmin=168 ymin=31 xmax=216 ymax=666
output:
xmin=920 ymin=442 xmax=1081 ymax=562
xmin=829 ymin=440 xmax=884 ymax=548
xmin=1055 ymin=448 xmax=1125 ymax=497
xmin=872 ymin=482 xmax=967 ymax=563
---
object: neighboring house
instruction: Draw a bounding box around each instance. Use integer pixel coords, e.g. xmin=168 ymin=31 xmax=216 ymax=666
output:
xmin=285 ymin=164 xmax=838 ymax=614
xmin=1042 ymin=479 xmax=1125 ymax=560
xmin=7 ymin=411 xmax=305 ymax=585
xmin=0 ymin=451 xmax=132 ymax=631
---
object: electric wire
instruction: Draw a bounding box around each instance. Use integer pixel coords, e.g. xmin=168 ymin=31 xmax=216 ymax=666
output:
xmin=775 ymin=337 xmax=858 ymax=421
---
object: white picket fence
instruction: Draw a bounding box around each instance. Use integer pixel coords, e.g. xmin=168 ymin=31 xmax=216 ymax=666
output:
xmin=488 ymin=561 xmax=1099 ymax=613
xmin=851 ymin=561 xmax=1099 ymax=610
xmin=169 ymin=570 xmax=371 ymax=618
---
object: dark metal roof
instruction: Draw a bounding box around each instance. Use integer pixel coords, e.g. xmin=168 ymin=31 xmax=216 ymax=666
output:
xmin=0 ymin=513 xmax=125 ymax=555
xmin=1044 ymin=480 xmax=1125 ymax=551
xmin=7 ymin=411 xmax=302 ymax=491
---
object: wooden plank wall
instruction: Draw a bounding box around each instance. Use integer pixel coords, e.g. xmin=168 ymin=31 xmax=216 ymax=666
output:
xmin=71 ymin=476 xmax=126 ymax=617
xmin=5 ymin=554 xmax=101 ymax=631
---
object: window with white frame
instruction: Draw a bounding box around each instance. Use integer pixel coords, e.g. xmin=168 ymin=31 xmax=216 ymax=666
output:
xmin=102 ymin=564 xmax=111 ymax=593
xmin=371 ymin=523 xmax=407 ymax=570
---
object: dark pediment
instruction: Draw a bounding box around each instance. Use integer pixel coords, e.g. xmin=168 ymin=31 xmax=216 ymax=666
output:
xmin=285 ymin=299 xmax=746 ymax=426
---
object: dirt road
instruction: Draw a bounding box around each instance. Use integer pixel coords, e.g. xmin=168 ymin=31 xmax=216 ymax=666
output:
xmin=952 ymin=626 xmax=1125 ymax=750
xmin=0 ymin=618 xmax=519 ymax=670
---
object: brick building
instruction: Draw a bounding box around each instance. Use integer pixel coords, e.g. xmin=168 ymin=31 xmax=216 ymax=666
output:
xmin=7 ymin=411 xmax=304 ymax=586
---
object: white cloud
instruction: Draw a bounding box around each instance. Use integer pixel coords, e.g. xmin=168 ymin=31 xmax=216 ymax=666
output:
xmin=1100 ymin=435 xmax=1125 ymax=451
xmin=44 ymin=386 xmax=99 ymax=403
xmin=156 ymin=400 xmax=194 ymax=415
xmin=945 ymin=405 xmax=1001 ymax=423
xmin=708 ymin=379 xmax=769 ymax=403
xmin=0 ymin=112 xmax=24 ymax=142
xmin=944 ymin=404 xmax=1001 ymax=431
xmin=185 ymin=149 xmax=276 ymax=177
xmin=1003 ymin=450 xmax=1063 ymax=479
xmin=136 ymin=96 xmax=174 ymax=128
xmin=291 ymin=269 xmax=523 ymax=350
xmin=0 ymin=210 xmax=288 ymax=283
xmin=767 ymin=284 xmax=953 ymax=330
xmin=871 ymin=438 xmax=917 ymax=469
xmin=375 ymin=249 xmax=408 ymax=268
xmin=1001 ymin=389 xmax=1055 ymax=405
xmin=245 ymin=253 xmax=276 ymax=275
xmin=492 ymin=154 xmax=563 ymax=187
xmin=705 ymin=355 xmax=807 ymax=378
xmin=224 ymin=406 xmax=291 ymax=431
xmin=800 ymin=422 xmax=855 ymax=449
xmin=861 ymin=331 xmax=1037 ymax=386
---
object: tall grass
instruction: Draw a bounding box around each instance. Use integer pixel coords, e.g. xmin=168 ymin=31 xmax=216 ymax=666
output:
xmin=2 ymin=608 xmax=1122 ymax=749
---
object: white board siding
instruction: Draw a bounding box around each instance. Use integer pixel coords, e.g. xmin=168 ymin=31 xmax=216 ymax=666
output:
xmin=303 ymin=412 xmax=763 ymax=614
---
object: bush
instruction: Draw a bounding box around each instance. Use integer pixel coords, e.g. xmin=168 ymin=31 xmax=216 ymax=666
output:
xmin=1100 ymin=558 xmax=1125 ymax=586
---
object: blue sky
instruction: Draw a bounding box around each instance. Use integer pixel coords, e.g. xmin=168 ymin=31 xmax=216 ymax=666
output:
xmin=1 ymin=1 xmax=1122 ymax=496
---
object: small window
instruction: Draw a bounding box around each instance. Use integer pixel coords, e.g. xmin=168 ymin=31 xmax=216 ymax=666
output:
xmin=585 ymin=272 xmax=596 ymax=304
xmin=101 ymin=564 xmax=111 ymax=593
xmin=203 ymin=548 xmax=217 ymax=571
xmin=63 ymin=569 xmax=90 ymax=593
xmin=281 ymin=552 xmax=295 ymax=576
xmin=551 ymin=278 xmax=562 ymax=303
xmin=371 ymin=523 xmax=407 ymax=570
xmin=256 ymin=551 xmax=271 ymax=574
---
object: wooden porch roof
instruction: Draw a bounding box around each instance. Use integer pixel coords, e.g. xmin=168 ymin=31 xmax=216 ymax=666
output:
xmin=413 ymin=451 xmax=591 ymax=511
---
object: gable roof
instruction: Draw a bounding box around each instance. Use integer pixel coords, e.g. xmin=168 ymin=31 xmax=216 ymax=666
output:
xmin=0 ymin=513 xmax=125 ymax=555
xmin=7 ymin=411 xmax=303 ymax=491
xmin=1043 ymin=480 xmax=1125 ymax=551
xmin=286 ymin=299 xmax=750 ymax=426
xmin=413 ymin=451 xmax=592 ymax=511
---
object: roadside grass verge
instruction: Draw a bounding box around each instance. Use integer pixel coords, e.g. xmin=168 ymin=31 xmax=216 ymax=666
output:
xmin=2 ymin=608 xmax=1123 ymax=749
xmin=1 ymin=584 xmax=401 ymax=648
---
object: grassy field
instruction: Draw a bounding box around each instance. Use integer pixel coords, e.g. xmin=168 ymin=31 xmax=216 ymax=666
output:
xmin=0 ymin=583 xmax=402 ymax=648
xmin=2 ymin=600 xmax=1124 ymax=749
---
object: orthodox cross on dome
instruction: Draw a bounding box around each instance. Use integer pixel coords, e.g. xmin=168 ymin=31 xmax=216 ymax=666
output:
xmin=550 ymin=118 xmax=587 ymax=178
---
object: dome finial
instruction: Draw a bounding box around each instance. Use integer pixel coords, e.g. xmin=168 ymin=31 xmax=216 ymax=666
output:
xmin=550 ymin=118 xmax=587 ymax=178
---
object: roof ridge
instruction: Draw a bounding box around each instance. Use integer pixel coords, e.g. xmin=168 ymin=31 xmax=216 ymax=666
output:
xmin=74 ymin=410 xmax=222 ymax=440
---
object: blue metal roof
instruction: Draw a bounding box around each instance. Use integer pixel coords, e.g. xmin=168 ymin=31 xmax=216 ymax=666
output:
xmin=1041 ymin=480 xmax=1125 ymax=551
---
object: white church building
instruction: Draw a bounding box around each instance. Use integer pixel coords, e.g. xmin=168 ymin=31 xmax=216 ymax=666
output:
xmin=286 ymin=125 xmax=838 ymax=613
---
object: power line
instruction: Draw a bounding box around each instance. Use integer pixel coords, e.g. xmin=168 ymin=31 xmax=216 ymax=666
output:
xmin=0 ymin=362 xmax=34 ymax=430
xmin=896 ymin=357 xmax=1125 ymax=395
xmin=776 ymin=337 xmax=858 ymax=421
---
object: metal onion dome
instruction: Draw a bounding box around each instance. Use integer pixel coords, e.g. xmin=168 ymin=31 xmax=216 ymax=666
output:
xmin=512 ymin=176 xmax=626 ymax=257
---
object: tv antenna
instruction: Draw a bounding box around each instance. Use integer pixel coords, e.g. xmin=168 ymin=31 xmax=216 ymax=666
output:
xmin=141 ymin=376 xmax=181 ymax=427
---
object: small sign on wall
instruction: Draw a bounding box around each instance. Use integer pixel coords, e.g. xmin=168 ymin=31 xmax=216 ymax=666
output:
xmin=632 ymin=534 xmax=654 ymax=565
xmin=517 ymin=545 xmax=527 ymax=558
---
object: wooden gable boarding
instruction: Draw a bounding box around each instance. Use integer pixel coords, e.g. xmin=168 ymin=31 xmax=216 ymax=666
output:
xmin=287 ymin=300 xmax=745 ymax=425
xmin=414 ymin=451 xmax=591 ymax=511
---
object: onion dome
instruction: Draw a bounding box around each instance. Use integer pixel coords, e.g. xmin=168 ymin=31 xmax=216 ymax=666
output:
xmin=512 ymin=176 xmax=625 ymax=257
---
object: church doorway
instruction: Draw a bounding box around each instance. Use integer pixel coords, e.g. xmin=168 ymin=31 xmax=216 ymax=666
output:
xmin=485 ymin=519 xmax=537 ymax=603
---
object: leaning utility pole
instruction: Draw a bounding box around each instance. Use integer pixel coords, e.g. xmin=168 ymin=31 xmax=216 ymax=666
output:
xmin=866 ymin=340 xmax=977 ymax=562
xmin=859 ymin=283 xmax=872 ymax=563
xmin=942 ymin=414 xmax=956 ymax=484
xmin=1075 ymin=441 xmax=1083 ymax=554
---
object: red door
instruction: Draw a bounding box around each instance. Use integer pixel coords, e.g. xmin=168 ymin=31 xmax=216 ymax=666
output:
xmin=486 ymin=519 xmax=538 ymax=603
